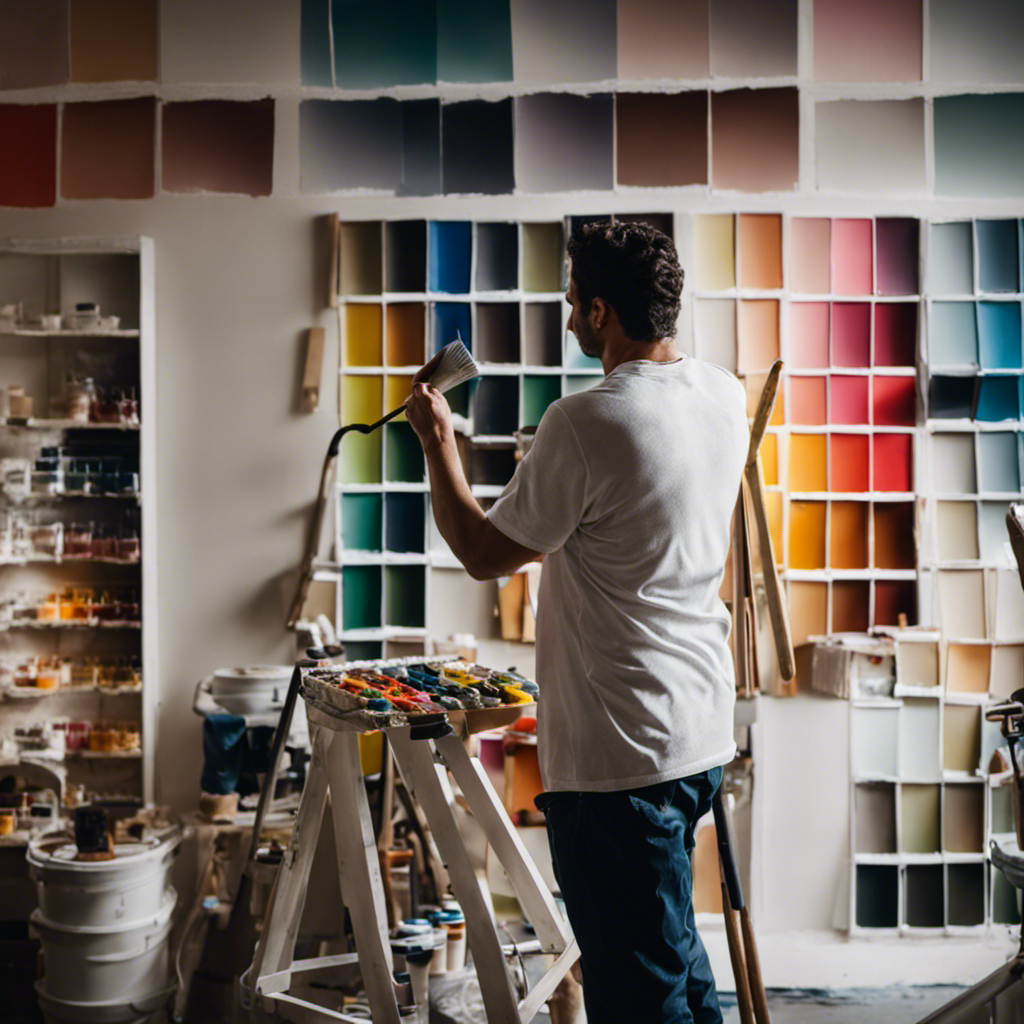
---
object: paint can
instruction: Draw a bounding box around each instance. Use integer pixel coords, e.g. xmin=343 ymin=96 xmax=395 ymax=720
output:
xmin=440 ymin=908 xmax=466 ymax=972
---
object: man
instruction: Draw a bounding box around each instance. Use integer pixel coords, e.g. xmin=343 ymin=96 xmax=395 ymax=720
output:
xmin=406 ymin=221 xmax=748 ymax=1024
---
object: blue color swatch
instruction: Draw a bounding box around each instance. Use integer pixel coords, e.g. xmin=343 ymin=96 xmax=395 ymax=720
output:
xmin=976 ymin=375 xmax=1020 ymax=421
xmin=977 ymin=302 xmax=1022 ymax=369
xmin=432 ymin=302 xmax=472 ymax=355
xmin=930 ymin=302 xmax=978 ymax=366
xmin=429 ymin=222 xmax=472 ymax=293
xmin=300 ymin=0 xmax=333 ymax=86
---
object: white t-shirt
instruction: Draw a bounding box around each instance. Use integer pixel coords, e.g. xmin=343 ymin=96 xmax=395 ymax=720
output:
xmin=487 ymin=356 xmax=749 ymax=792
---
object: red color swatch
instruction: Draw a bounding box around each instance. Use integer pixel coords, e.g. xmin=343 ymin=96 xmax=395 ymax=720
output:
xmin=831 ymin=302 xmax=871 ymax=366
xmin=873 ymin=376 xmax=916 ymax=426
xmin=874 ymin=303 xmax=917 ymax=367
xmin=0 ymin=105 xmax=57 ymax=207
xmin=873 ymin=433 xmax=913 ymax=492
xmin=830 ymin=375 xmax=869 ymax=424
xmin=874 ymin=580 xmax=917 ymax=626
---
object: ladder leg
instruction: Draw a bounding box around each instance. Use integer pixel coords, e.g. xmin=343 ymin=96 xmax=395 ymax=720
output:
xmin=250 ymin=726 xmax=331 ymax=985
xmin=324 ymin=730 xmax=403 ymax=1024
xmin=390 ymin=730 xmax=522 ymax=1024
xmin=435 ymin=733 xmax=570 ymax=953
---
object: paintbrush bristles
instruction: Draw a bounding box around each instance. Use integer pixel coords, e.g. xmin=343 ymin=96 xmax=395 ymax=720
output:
xmin=427 ymin=339 xmax=479 ymax=394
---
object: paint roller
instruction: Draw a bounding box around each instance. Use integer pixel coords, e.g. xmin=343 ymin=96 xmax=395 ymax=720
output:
xmin=288 ymin=338 xmax=479 ymax=628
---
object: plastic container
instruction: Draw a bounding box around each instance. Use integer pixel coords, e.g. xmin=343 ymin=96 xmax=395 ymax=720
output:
xmin=28 ymin=832 xmax=181 ymax=927
xmin=208 ymin=665 xmax=293 ymax=714
xmin=35 ymin=981 xmax=168 ymax=1024
xmin=441 ymin=909 xmax=466 ymax=971
xmin=31 ymin=889 xmax=176 ymax=1005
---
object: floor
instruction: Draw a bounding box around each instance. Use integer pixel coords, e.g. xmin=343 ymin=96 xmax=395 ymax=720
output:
xmin=720 ymin=987 xmax=967 ymax=1024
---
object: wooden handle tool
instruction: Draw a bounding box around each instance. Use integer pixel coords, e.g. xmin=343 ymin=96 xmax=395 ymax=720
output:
xmin=744 ymin=361 xmax=795 ymax=681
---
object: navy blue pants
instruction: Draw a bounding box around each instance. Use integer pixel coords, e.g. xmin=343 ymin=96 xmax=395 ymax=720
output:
xmin=536 ymin=766 xmax=723 ymax=1024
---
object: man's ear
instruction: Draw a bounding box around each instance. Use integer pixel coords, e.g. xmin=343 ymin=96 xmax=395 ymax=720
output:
xmin=590 ymin=296 xmax=609 ymax=329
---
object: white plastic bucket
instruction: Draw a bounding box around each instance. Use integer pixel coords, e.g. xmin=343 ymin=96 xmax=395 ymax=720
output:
xmin=35 ymin=982 xmax=169 ymax=1024
xmin=31 ymin=889 xmax=176 ymax=1005
xmin=28 ymin=832 xmax=180 ymax=927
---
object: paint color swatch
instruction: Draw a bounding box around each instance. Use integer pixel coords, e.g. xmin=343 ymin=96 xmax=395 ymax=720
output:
xmin=930 ymin=222 xmax=975 ymax=294
xmin=876 ymin=219 xmax=919 ymax=295
xmin=162 ymin=100 xmax=274 ymax=196
xmin=386 ymin=304 xmax=426 ymax=366
xmin=332 ymin=0 xmax=436 ymax=88
xmin=162 ymin=0 xmax=299 ymax=83
xmin=442 ymin=99 xmax=514 ymax=195
xmin=695 ymin=300 xmax=737 ymax=372
xmin=833 ymin=434 xmax=870 ymax=492
xmin=930 ymin=0 xmax=1024 ymax=84
xmin=70 ymin=0 xmax=157 ymax=82
xmin=873 ymin=434 xmax=913 ymax=492
xmin=736 ymin=300 xmax=779 ymax=371
xmin=872 ymin=376 xmax=916 ymax=426
xmin=61 ymin=98 xmax=155 ymax=200
xmin=790 ymin=303 xmax=829 ymax=368
xmin=429 ymin=221 xmax=471 ymax=293
xmin=617 ymin=0 xmax=709 ymax=79
xmin=301 ymin=0 xmax=332 ymax=86
xmin=515 ymin=93 xmax=613 ymax=193
xmin=789 ymin=377 xmax=826 ymax=425
xmin=978 ymin=302 xmax=1022 ymax=369
xmin=399 ymin=99 xmax=442 ymax=196
xmin=511 ymin=0 xmax=616 ymax=84
xmin=831 ymin=303 xmax=870 ymax=366
xmin=300 ymin=99 xmax=402 ymax=192
xmin=790 ymin=219 xmax=831 ymax=293
xmin=522 ymin=223 xmax=564 ymax=292
xmin=711 ymin=89 xmax=799 ymax=193
xmin=902 ymin=785 xmax=940 ymax=853
xmin=935 ymin=94 xmax=1024 ymax=197
xmin=874 ymin=502 xmax=915 ymax=568
xmin=738 ymin=215 xmax=782 ymax=289
xmin=930 ymin=303 xmax=978 ymax=366
xmin=0 ymin=0 xmax=68 ymax=88
xmin=476 ymin=223 xmax=518 ymax=292
xmin=385 ymin=221 xmax=427 ymax=292
xmin=874 ymin=304 xmax=917 ymax=366
xmin=978 ymin=432 xmax=1021 ymax=492
xmin=524 ymin=303 xmax=563 ymax=365
xmin=977 ymin=220 xmax=1020 ymax=293
xmin=816 ymin=100 xmax=926 ymax=195
xmin=789 ymin=434 xmax=826 ymax=492
xmin=831 ymin=375 xmax=869 ymax=424
xmin=832 ymin=220 xmax=873 ymax=295
xmin=831 ymin=501 xmax=868 ymax=569
xmin=814 ymin=0 xmax=921 ymax=82
xmin=709 ymin=0 xmax=797 ymax=78
xmin=438 ymin=0 xmax=513 ymax=82
xmin=345 ymin=305 xmax=383 ymax=366
xmin=615 ymin=92 xmax=707 ymax=188
xmin=693 ymin=215 xmax=735 ymax=290
xmin=339 ymin=221 xmax=383 ymax=295
xmin=476 ymin=303 xmax=520 ymax=363
xmin=0 ymin=105 xmax=57 ymax=207
xmin=789 ymin=501 xmax=826 ymax=569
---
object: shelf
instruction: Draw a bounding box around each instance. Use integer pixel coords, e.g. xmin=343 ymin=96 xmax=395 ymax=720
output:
xmin=2 ymin=684 xmax=142 ymax=699
xmin=3 ymin=620 xmax=141 ymax=631
xmin=1 ymin=329 xmax=140 ymax=338
xmin=1 ymin=420 xmax=140 ymax=431
xmin=0 ymin=558 xmax=140 ymax=567
xmin=68 ymin=749 xmax=142 ymax=760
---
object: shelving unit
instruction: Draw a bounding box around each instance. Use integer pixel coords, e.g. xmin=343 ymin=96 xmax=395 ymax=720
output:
xmin=329 ymin=215 xmax=665 ymax=659
xmin=0 ymin=237 xmax=157 ymax=803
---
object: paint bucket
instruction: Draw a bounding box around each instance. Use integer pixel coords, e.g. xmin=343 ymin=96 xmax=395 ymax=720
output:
xmin=34 ymin=982 xmax=170 ymax=1024
xmin=31 ymin=888 xmax=176 ymax=1007
xmin=28 ymin=831 xmax=181 ymax=927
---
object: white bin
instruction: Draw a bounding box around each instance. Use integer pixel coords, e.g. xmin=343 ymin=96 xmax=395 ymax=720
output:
xmin=32 ymin=889 xmax=176 ymax=1006
xmin=35 ymin=982 xmax=169 ymax=1024
xmin=28 ymin=831 xmax=181 ymax=927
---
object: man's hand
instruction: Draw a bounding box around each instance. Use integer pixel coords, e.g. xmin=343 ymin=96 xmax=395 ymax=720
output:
xmin=412 ymin=349 xmax=446 ymax=387
xmin=406 ymin=382 xmax=455 ymax=452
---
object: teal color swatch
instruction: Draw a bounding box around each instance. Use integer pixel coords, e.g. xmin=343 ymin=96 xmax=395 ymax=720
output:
xmin=977 ymin=302 xmax=1022 ymax=369
xmin=975 ymin=375 xmax=1019 ymax=422
xmin=432 ymin=302 xmax=472 ymax=355
xmin=977 ymin=432 xmax=1021 ymax=492
xmin=385 ymin=423 xmax=425 ymax=483
xmin=523 ymin=375 xmax=561 ymax=426
xmin=301 ymin=0 xmax=333 ymax=86
xmin=342 ymin=493 xmax=382 ymax=551
xmin=332 ymin=0 xmax=437 ymax=88
xmin=342 ymin=565 xmax=382 ymax=630
xmin=386 ymin=566 xmax=426 ymax=627
xmin=935 ymin=94 xmax=1024 ymax=197
xmin=437 ymin=0 xmax=513 ymax=83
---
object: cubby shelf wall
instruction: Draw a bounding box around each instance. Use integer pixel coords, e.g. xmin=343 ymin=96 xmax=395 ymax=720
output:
xmin=0 ymin=237 xmax=158 ymax=803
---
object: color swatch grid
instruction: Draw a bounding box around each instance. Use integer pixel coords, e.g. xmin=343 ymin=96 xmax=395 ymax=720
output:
xmin=691 ymin=215 xmax=920 ymax=643
xmin=331 ymin=214 xmax=670 ymax=659
xmin=847 ymin=625 xmax=1021 ymax=933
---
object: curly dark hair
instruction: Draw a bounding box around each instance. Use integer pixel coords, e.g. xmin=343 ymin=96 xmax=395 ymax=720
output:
xmin=566 ymin=221 xmax=683 ymax=343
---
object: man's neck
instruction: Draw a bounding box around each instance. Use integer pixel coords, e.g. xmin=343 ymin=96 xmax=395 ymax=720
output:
xmin=601 ymin=335 xmax=679 ymax=375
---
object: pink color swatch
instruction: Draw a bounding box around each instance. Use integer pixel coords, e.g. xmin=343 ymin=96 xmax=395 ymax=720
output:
xmin=873 ymin=433 xmax=913 ymax=491
xmin=790 ymin=377 xmax=827 ymax=425
xmin=790 ymin=302 xmax=829 ymax=368
xmin=873 ymin=376 xmax=916 ymax=426
xmin=790 ymin=218 xmax=831 ymax=293
xmin=831 ymin=303 xmax=871 ymax=367
xmin=830 ymin=375 xmax=870 ymax=424
xmin=814 ymin=0 xmax=922 ymax=82
xmin=831 ymin=434 xmax=870 ymax=492
xmin=832 ymin=219 xmax=873 ymax=295
xmin=874 ymin=304 xmax=917 ymax=366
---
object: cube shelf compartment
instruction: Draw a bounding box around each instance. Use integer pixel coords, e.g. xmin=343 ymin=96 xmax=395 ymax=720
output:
xmin=330 ymin=216 xmax=669 ymax=646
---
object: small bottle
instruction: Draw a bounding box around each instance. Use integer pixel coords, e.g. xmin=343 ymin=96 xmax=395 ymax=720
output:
xmin=441 ymin=908 xmax=466 ymax=972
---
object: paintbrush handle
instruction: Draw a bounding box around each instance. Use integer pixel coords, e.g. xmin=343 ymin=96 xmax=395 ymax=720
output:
xmin=747 ymin=359 xmax=783 ymax=468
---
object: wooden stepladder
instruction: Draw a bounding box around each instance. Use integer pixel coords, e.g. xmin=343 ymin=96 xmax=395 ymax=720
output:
xmin=241 ymin=702 xmax=579 ymax=1024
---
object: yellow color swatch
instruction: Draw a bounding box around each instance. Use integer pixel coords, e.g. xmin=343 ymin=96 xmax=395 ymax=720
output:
xmin=766 ymin=490 xmax=784 ymax=566
xmin=693 ymin=214 xmax=735 ymax=290
xmin=788 ymin=434 xmax=826 ymax=492
xmin=760 ymin=432 xmax=779 ymax=487
xmin=345 ymin=304 xmax=383 ymax=367
xmin=385 ymin=374 xmax=415 ymax=422
xmin=342 ymin=375 xmax=383 ymax=424
xmin=789 ymin=500 xmax=826 ymax=569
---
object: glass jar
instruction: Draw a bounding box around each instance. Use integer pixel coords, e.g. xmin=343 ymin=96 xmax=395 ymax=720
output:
xmin=65 ymin=378 xmax=94 ymax=424
xmin=64 ymin=522 xmax=92 ymax=558
xmin=117 ymin=527 xmax=140 ymax=563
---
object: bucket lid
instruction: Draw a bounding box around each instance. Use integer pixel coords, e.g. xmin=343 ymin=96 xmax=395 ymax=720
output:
xmin=28 ymin=831 xmax=181 ymax=873
xmin=31 ymin=887 xmax=176 ymax=936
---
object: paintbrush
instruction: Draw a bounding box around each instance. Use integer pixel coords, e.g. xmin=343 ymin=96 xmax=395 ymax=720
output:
xmin=328 ymin=336 xmax=478 ymax=453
